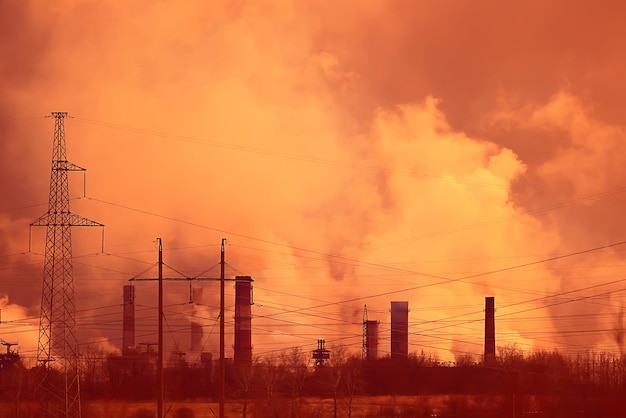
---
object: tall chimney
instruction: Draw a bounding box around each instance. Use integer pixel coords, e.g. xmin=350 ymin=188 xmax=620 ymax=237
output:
xmin=122 ymin=285 xmax=135 ymax=355
xmin=191 ymin=287 xmax=204 ymax=351
xmin=391 ymin=301 xmax=409 ymax=359
xmin=191 ymin=322 xmax=203 ymax=352
xmin=365 ymin=319 xmax=380 ymax=359
xmin=484 ymin=296 xmax=496 ymax=365
xmin=234 ymin=276 xmax=253 ymax=366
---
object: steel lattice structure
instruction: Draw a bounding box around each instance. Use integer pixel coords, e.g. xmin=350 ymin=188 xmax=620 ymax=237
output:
xmin=31 ymin=112 xmax=103 ymax=418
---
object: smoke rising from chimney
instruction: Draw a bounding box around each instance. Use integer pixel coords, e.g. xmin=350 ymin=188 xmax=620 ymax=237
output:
xmin=2 ymin=1 xmax=626 ymax=360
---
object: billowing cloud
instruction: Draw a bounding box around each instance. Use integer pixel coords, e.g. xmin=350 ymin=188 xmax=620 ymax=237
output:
xmin=1 ymin=0 xmax=625 ymax=363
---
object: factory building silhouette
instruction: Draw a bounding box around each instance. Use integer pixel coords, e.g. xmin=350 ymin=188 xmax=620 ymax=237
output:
xmin=120 ymin=294 xmax=496 ymax=366
xmin=115 ymin=283 xmax=499 ymax=404
xmin=2 ymin=288 xmax=503 ymax=405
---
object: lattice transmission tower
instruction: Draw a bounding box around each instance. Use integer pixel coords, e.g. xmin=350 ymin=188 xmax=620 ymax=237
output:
xmin=31 ymin=112 xmax=104 ymax=418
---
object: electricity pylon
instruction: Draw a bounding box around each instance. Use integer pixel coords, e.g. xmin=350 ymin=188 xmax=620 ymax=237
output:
xmin=31 ymin=112 xmax=104 ymax=418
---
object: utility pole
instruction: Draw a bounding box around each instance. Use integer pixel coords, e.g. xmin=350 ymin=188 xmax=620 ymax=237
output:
xmin=130 ymin=238 xmax=241 ymax=418
xmin=31 ymin=112 xmax=104 ymax=418
xmin=362 ymin=305 xmax=368 ymax=359
xmin=157 ymin=238 xmax=163 ymax=418
xmin=219 ymin=238 xmax=226 ymax=418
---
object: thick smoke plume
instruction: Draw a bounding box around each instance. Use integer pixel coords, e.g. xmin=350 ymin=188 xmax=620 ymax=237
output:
xmin=1 ymin=1 xmax=625 ymax=361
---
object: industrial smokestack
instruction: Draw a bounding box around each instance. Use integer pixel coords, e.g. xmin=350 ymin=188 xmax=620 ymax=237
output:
xmin=190 ymin=322 xmax=203 ymax=352
xmin=234 ymin=276 xmax=253 ymax=366
xmin=191 ymin=287 xmax=204 ymax=352
xmin=122 ymin=285 xmax=135 ymax=355
xmin=365 ymin=319 xmax=380 ymax=359
xmin=485 ymin=296 xmax=496 ymax=365
xmin=391 ymin=301 xmax=409 ymax=359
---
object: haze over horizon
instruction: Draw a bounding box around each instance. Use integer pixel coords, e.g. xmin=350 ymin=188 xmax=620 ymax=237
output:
xmin=2 ymin=0 xmax=626 ymax=364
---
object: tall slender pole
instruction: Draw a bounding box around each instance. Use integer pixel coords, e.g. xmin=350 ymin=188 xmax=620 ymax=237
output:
xmin=157 ymin=238 xmax=163 ymax=418
xmin=219 ymin=238 xmax=226 ymax=418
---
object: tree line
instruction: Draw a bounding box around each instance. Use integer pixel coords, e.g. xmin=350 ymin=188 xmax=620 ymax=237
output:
xmin=1 ymin=344 xmax=626 ymax=417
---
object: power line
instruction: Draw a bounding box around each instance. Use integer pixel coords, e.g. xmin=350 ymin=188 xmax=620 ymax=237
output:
xmin=5 ymin=197 xmax=626 ymax=360
xmin=70 ymin=116 xmax=509 ymax=190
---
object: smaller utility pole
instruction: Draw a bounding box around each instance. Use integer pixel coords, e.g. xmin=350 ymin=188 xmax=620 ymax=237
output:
xmin=362 ymin=305 xmax=368 ymax=359
xmin=157 ymin=238 xmax=163 ymax=418
xmin=219 ymin=238 xmax=226 ymax=418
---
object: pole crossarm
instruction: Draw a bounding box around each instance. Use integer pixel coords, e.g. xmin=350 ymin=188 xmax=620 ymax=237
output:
xmin=130 ymin=277 xmax=247 ymax=282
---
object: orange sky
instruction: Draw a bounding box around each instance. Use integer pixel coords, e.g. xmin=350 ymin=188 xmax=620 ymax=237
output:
xmin=2 ymin=0 xmax=626 ymax=364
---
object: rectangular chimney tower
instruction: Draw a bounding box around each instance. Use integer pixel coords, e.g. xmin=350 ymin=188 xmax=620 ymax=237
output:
xmin=391 ymin=301 xmax=409 ymax=359
xmin=234 ymin=276 xmax=253 ymax=366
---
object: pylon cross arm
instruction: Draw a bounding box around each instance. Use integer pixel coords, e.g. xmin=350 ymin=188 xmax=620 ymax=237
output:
xmin=67 ymin=213 xmax=104 ymax=227
xmin=54 ymin=160 xmax=86 ymax=172
xmin=30 ymin=212 xmax=104 ymax=227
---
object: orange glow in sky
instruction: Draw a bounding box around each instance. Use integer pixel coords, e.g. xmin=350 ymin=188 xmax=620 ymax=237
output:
xmin=2 ymin=0 xmax=626 ymax=364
